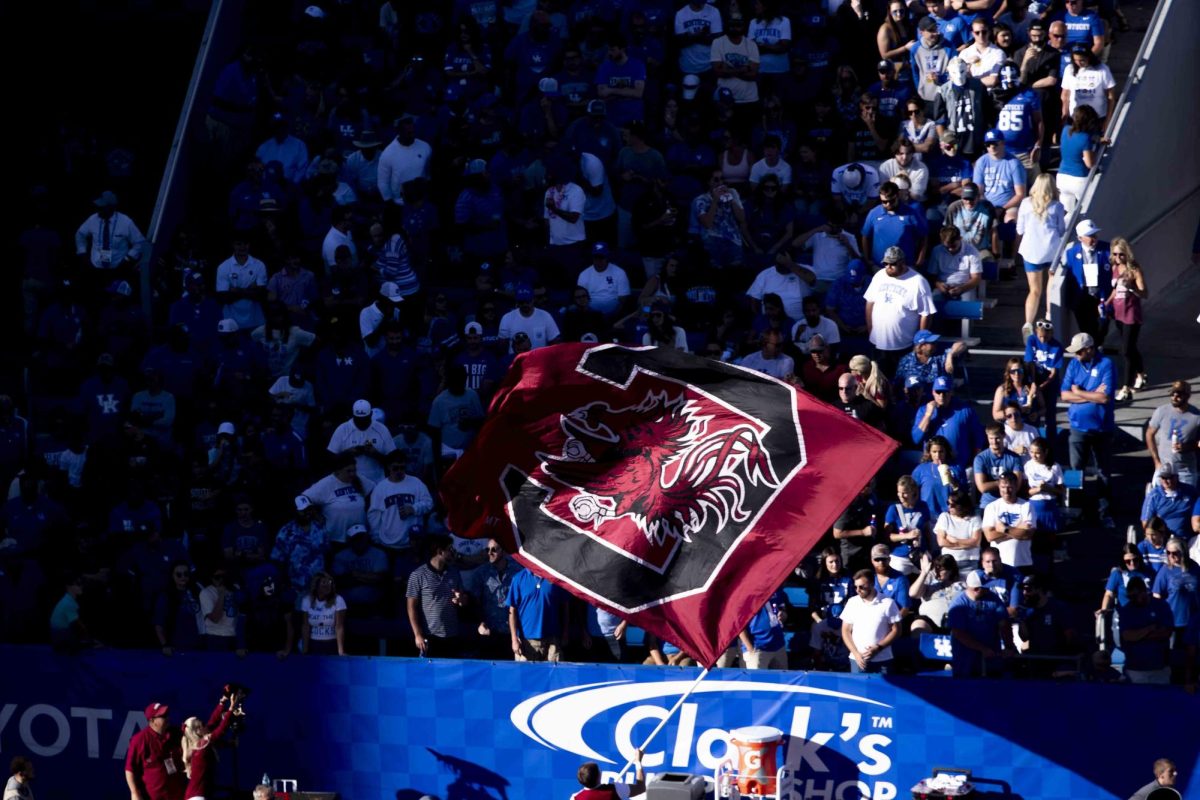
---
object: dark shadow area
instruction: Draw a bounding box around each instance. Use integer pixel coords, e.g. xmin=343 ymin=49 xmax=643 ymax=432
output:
xmin=426 ymin=748 xmax=510 ymax=800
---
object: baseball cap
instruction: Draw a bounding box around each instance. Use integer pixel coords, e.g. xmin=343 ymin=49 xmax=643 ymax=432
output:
xmin=586 ymin=99 xmax=607 ymax=116
xmin=917 ymin=15 xmax=938 ymax=31
xmin=513 ymin=331 xmax=531 ymax=342
xmin=463 ymin=158 xmax=487 ymax=176
xmin=379 ymin=282 xmax=404 ymax=302
xmin=217 ymin=318 xmax=239 ymax=334
xmin=580 ymin=332 xmax=599 ymax=343
xmin=1066 ymin=332 xmax=1095 ymax=354
xmin=294 ymin=495 xmax=313 ymax=512
xmin=1071 ymin=42 xmax=1090 ymax=55
xmin=592 ymin=241 xmax=609 ymax=257
xmin=347 ymin=524 xmax=369 ymax=539
xmin=961 ymin=183 xmax=979 ymax=200
xmin=877 ymin=59 xmax=892 ymax=72
xmin=464 ymin=321 xmax=483 ymax=335
xmin=1075 ymin=218 xmax=1100 ymax=237
xmin=1156 ymin=463 xmax=1179 ymax=479
xmin=144 ymin=703 xmax=169 ymax=720
xmin=807 ymin=334 xmax=827 ymax=351
xmin=1028 ymin=1 xmax=1048 ymax=14
xmin=681 ymin=74 xmax=701 ymax=100
xmin=933 ymin=375 xmax=953 ymax=392
xmin=94 ymin=190 xmax=119 ymax=208
xmin=515 ymin=284 xmax=534 ymax=302
xmin=984 ymin=128 xmax=1003 ymax=144
xmin=882 ymin=246 xmax=905 ymax=264
xmin=109 ymin=280 xmax=133 ymax=297
xmin=303 ymin=4 xmax=325 ymax=18
xmin=966 ymin=571 xmax=984 ymax=589
xmin=352 ymin=399 xmax=373 ymax=418
xmin=538 ymin=77 xmax=559 ymax=96
xmin=841 ymin=164 xmax=864 ymax=190
xmin=938 ymin=128 xmax=958 ymax=145
xmin=905 ymin=374 xmax=921 ymax=389
xmin=913 ymin=330 xmax=941 ymax=346
xmin=217 ymin=422 xmax=236 ymax=436
xmin=352 ymin=131 xmax=382 ymax=148
xmin=847 ymin=259 xmax=866 ymax=281
xmin=715 ymin=87 xmax=734 ymax=103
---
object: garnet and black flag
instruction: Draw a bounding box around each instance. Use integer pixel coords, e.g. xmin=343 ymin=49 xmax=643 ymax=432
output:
xmin=442 ymin=343 xmax=897 ymax=668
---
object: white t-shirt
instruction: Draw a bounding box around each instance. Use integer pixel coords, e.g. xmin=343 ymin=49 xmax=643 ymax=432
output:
xmin=1016 ymin=198 xmax=1066 ymax=265
xmin=327 ymin=420 xmax=396 ymax=484
xmin=840 ymin=594 xmax=902 ymax=662
xmin=928 ymin=241 xmax=983 ymax=290
xmin=300 ymin=594 xmax=347 ymax=640
xmin=1004 ymin=424 xmax=1037 ymax=456
xmin=982 ymin=497 xmax=1034 ymax=567
xmin=749 ymin=157 xmax=793 ymax=186
xmin=878 ymin=158 xmax=930 ymax=202
xmin=544 ymin=183 xmax=587 ymax=245
xmin=199 ymin=586 xmax=237 ymax=637
xmin=378 ymin=138 xmax=433 ymax=203
xmin=675 ymin=4 xmax=723 ymax=74
xmin=711 ymin=35 xmax=761 ymax=103
xmin=321 ymin=226 xmax=356 ymax=269
xmin=746 ymin=266 xmax=812 ymax=319
xmin=1062 ymin=64 xmax=1116 ymax=117
xmin=215 ymin=255 xmax=268 ymax=330
xmin=864 ymin=268 xmax=937 ymax=351
xmin=499 ymin=308 xmax=561 ymax=349
xmin=802 ymin=231 xmax=861 ymax=282
xmin=960 ymin=43 xmax=1005 ymax=78
xmin=935 ymin=511 xmax=983 ymax=565
xmin=642 ymin=327 xmax=690 ymax=351
xmin=303 ymin=473 xmax=376 ymax=543
xmin=748 ymin=16 xmax=792 ymax=74
xmin=577 ymin=264 xmax=631 ymax=315
xmin=1023 ymin=460 xmax=1063 ymax=502
xmin=790 ymin=316 xmax=842 ymax=353
xmin=830 ymin=163 xmax=882 ymax=207
xmin=368 ymin=474 xmax=434 ymax=547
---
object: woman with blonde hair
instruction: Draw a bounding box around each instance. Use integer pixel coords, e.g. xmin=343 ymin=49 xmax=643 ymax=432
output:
xmin=848 ymin=354 xmax=889 ymax=409
xmin=182 ymin=696 xmax=235 ymax=800
xmin=1105 ymin=236 xmax=1148 ymax=401
xmin=300 ymin=571 xmax=347 ymax=656
xmin=1015 ymin=173 xmax=1066 ymax=338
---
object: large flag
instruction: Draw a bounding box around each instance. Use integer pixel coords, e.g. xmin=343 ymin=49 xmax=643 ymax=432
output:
xmin=442 ymin=344 xmax=897 ymax=667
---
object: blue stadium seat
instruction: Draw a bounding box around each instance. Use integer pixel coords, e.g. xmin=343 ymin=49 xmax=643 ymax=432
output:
xmin=941 ymin=300 xmax=985 ymax=344
xmin=783 ymin=585 xmax=809 ymax=608
xmin=1063 ymin=470 xmax=1084 ymax=490
xmin=623 ymin=626 xmax=646 ymax=647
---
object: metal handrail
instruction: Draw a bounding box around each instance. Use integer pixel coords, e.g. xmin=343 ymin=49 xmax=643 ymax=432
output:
xmin=1045 ymin=0 xmax=1175 ymax=331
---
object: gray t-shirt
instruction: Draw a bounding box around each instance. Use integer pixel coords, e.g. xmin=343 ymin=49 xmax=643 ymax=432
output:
xmin=1149 ymin=403 xmax=1199 ymax=473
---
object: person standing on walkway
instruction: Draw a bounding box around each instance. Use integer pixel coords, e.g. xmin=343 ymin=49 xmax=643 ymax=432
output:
xmin=1061 ymin=332 xmax=1116 ymax=528
xmin=1105 ymin=237 xmax=1148 ymax=403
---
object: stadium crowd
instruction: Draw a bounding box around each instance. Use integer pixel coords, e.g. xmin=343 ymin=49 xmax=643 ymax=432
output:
xmin=6 ymin=0 xmax=1197 ymax=685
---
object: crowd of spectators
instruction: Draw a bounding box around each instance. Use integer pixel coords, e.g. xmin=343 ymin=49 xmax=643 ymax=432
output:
xmin=7 ymin=0 xmax=1197 ymax=684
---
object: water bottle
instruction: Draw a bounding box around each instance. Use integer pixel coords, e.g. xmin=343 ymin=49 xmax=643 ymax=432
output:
xmin=1098 ymin=300 xmax=1107 ymax=321
xmin=261 ymin=774 xmax=271 ymax=787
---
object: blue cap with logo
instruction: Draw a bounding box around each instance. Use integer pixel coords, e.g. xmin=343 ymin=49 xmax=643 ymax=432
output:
xmin=984 ymin=128 xmax=1004 ymax=144
xmin=913 ymin=330 xmax=941 ymax=346
xmin=933 ymin=375 xmax=953 ymax=392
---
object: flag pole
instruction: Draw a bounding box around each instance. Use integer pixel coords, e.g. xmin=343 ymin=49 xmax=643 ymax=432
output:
xmin=615 ymin=665 xmax=712 ymax=781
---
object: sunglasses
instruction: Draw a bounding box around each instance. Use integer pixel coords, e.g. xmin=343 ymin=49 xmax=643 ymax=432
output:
xmin=854 ymin=584 xmax=872 ymax=592
xmin=1008 ymin=368 xmax=1021 ymax=374
xmin=1036 ymin=321 xmax=1053 ymax=329
xmin=1004 ymin=413 xmax=1018 ymax=419
xmin=486 ymin=547 xmax=502 ymax=553
xmin=1049 ymin=33 xmax=1065 ymax=39
xmin=872 ymin=557 xmax=889 ymax=563
xmin=1123 ymin=557 xmax=1138 ymax=564
xmin=972 ymin=29 xmax=988 ymax=36
xmin=1167 ymin=550 xmax=1183 ymax=557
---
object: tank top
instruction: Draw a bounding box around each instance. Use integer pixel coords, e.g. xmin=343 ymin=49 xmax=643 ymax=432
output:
xmin=1110 ymin=263 xmax=1143 ymax=324
xmin=722 ymin=148 xmax=752 ymax=183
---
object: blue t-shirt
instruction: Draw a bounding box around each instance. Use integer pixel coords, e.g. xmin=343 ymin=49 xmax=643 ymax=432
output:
xmin=973 ymin=449 xmax=1025 ymax=507
xmin=912 ymin=461 xmax=968 ymax=518
xmin=867 ymin=81 xmax=914 ymax=120
xmin=975 ymin=565 xmax=1023 ymax=608
xmin=1105 ymin=566 xmax=1159 ymax=607
xmin=1140 ymin=485 xmax=1197 ymax=538
xmin=926 ymin=152 xmax=972 ymax=192
xmin=911 ymin=402 xmax=986 ymax=470
xmin=1058 ymin=127 xmax=1095 ymax=178
xmin=874 ymin=569 xmax=912 ymax=610
xmin=1062 ymin=10 xmax=1103 ymax=48
xmin=997 ymin=90 xmax=1041 ymax=155
xmin=816 ymin=575 xmax=854 ymax=619
xmin=884 ymin=501 xmax=932 ymax=559
xmin=594 ymin=57 xmax=647 ymax=127
xmin=1024 ymin=334 xmax=1064 ymax=381
xmin=824 ymin=275 xmax=867 ymax=328
xmin=861 ymin=206 xmax=927 ymax=265
xmin=947 ymin=589 xmax=1008 ymax=673
xmin=1062 ymin=355 xmax=1116 ymax=433
xmin=1151 ymin=565 xmax=1199 ymax=628
xmin=742 ymin=590 xmax=788 ymax=651
xmin=972 ymin=152 xmax=1026 ymax=207
xmin=1116 ymin=598 xmax=1173 ymax=670
xmin=1137 ymin=539 xmax=1168 ymax=573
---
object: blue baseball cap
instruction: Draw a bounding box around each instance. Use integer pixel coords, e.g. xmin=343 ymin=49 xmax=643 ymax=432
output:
xmin=847 ymin=259 xmax=866 ymax=281
xmin=515 ymin=284 xmax=534 ymax=302
xmin=591 ymin=241 xmax=609 ymax=257
xmin=984 ymin=128 xmax=1003 ymax=144
xmin=913 ymin=330 xmax=941 ymax=346
xmin=905 ymin=375 xmax=921 ymax=389
xmin=933 ymin=375 xmax=953 ymax=392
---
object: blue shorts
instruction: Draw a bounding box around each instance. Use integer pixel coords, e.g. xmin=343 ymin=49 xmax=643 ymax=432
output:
xmin=1024 ymin=260 xmax=1050 ymax=273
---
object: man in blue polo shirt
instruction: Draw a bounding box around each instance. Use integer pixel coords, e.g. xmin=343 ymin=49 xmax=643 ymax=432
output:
xmin=507 ymin=567 xmax=569 ymax=662
xmin=861 ymin=182 xmax=928 ymax=267
xmin=973 ymin=129 xmax=1026 ymax=234
xmin=739 ymin=589 xmax=789 ymax=669
xmin=974 ymin=423 xmax=1026 ymax=507
xmin=1061 ymin=331 xmax=1116 ymax=528
xmin=870 ymin=543 xmax=911 ymax=611
xmin=1141 ymin=464 xmax=1197 ymax=539
xmin=912 ymin=375 xmax=986 ymax=468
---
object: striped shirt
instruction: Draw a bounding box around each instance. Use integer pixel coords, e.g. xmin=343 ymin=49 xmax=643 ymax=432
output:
xmin=375 ymin=233 xmax=420 ymax=296
xmin=406 ymin=563 xmax=464 ymax=638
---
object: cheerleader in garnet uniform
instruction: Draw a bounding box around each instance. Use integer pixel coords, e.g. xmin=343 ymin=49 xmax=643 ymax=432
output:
xmin=181 ymin=696 xmax=236 ymax=800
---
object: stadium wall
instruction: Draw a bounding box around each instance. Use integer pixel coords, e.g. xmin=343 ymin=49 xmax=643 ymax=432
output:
xmin=2 ymin=646 xmax=1197 ymax=800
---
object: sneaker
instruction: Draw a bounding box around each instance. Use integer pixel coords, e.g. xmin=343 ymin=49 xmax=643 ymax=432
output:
xmin=1133 ymin=374 xmax=1148 ymax=390
xmin=1021 ymin=322 xmax=1034 ymax=341
xmin=1115 ymin=387 xmax=1131 ymax=402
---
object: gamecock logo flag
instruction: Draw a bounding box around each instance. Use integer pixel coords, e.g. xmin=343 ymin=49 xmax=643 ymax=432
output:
xmin=442 ymin=344 xmax=896 ymax=667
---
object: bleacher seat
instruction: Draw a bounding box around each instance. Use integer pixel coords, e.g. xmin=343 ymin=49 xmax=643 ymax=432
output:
xmin=783 ymin=585 xmax=809 ymax=609
xmin=940 ymin=300 xmax=985 ymax=346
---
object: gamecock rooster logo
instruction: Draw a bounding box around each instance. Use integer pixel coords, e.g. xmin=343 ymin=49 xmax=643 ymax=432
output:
xmin=532 ymin=389 xmax=780 ymax=573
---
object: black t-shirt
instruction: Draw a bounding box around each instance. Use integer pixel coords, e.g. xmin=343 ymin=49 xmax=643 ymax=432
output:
xmin=835 ymin=493 xmax=882 ymax=565
xmin=841 ymin=396 xmax=886 ymax=431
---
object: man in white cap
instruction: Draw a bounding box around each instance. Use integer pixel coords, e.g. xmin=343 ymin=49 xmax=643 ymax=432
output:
xmin=359 ymin=282 xmax=403 ymax=357
xmin=1061 ymin=330 xmax=1116 ymax=528
xmin=830 ymin=162 xmax=882 ymax=224
xmin=947 ymin=568 xmax=1014 ymax=677
xmin=1057 ymin=218 xmax=1111 ymax=340
xmin=328 ymin=399 xmax=395 ymax=484
xmin=864 ymin=245 xmax=937 ymax=374
xmin=75 ymin=190 xmax=146 ymax=281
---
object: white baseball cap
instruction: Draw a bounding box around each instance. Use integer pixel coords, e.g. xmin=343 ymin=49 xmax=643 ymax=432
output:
xmin=966 ymin=571 xmax=983 ymax=588
xmin=464 ymin=321 xmax=483 ymax=335
xmin=379 ymin=282 xmax=404 ymax=302
xmin=352 ymin=399 xmax=373 ymax=418
xmin=682 ymin=74 xmax=701 ymax=101
xmin=294 ymin=495 xmax=312 ymax=512
xmin=217 ymin=422 xmax=236 ymax=436
xmin=217 ymin=318 xmax=239 ymax=334
xmin=304 ymin=5 xmax=325 ymax=18
xmin=1075 ymin=219 xmax=1100 ymax=237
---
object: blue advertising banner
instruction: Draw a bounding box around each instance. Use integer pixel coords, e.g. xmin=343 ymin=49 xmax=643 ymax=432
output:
xmin=1 ymin=646 xmax=1196 ymax=800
